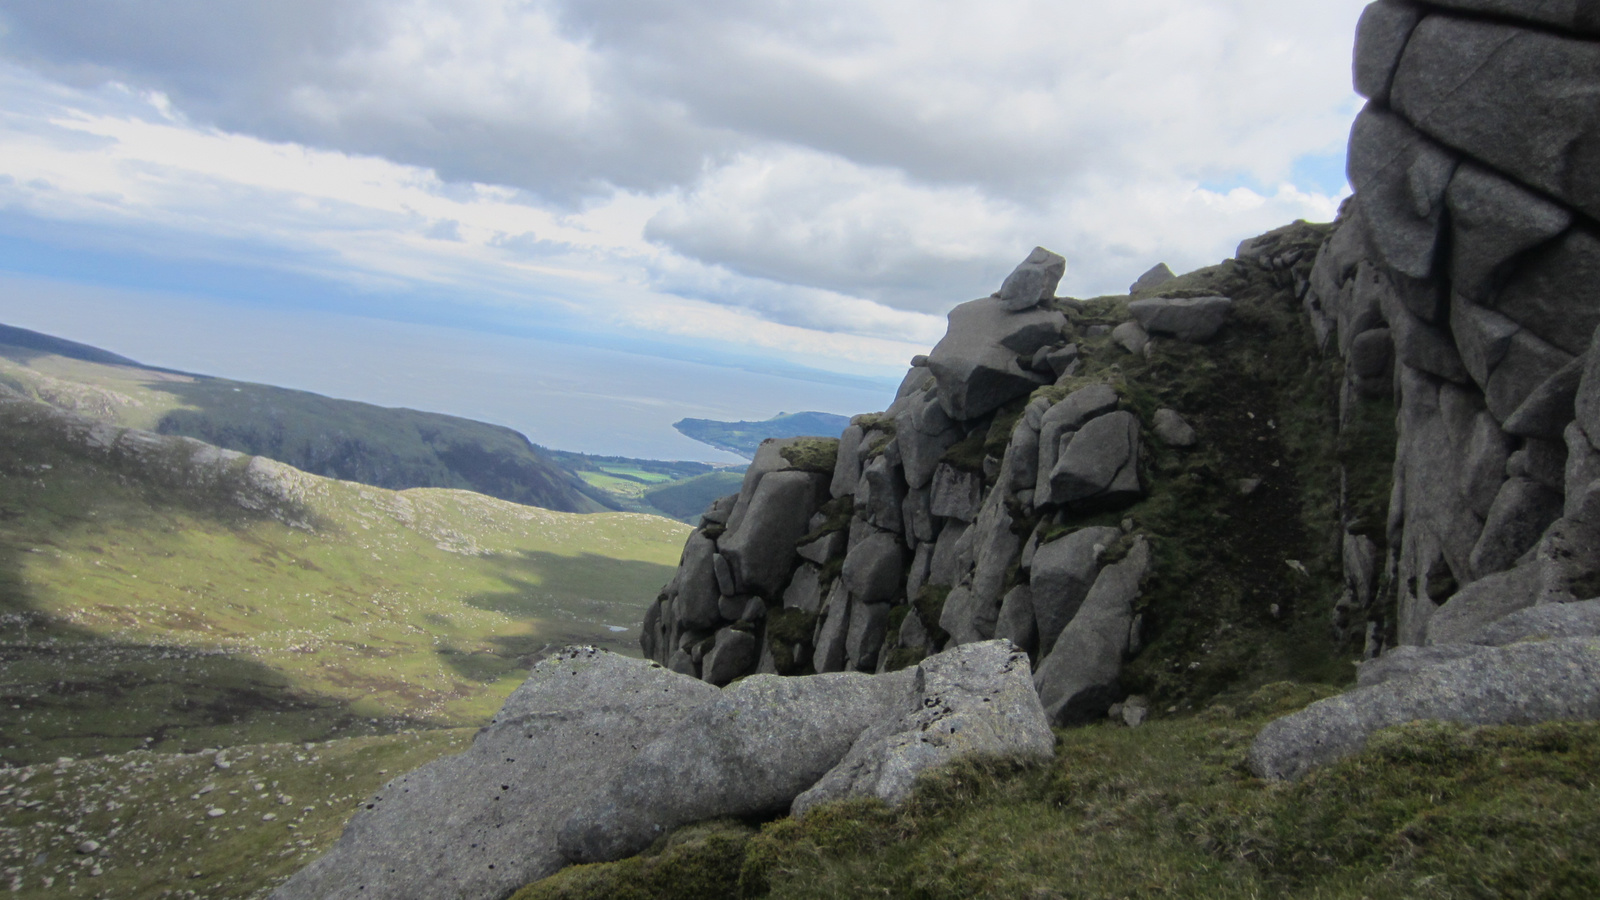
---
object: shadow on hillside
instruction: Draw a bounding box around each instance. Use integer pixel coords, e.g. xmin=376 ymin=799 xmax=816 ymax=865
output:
xmin=0 ymin=429 xmax=438 ymax=767
xmin=432 ymin=550 xmax=674 ymax=677
xmin=463 ymin=549 xmax=674 ymax=620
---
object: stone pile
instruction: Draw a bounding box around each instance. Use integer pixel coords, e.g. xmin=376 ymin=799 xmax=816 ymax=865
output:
xmin=1249 ymin=0 xmax=1600 ymax=777
xmin=643 ymin=247 xmax=1226 ymax=725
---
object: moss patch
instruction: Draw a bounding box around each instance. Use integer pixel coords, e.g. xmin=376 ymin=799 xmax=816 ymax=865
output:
xmin=778 ymin=439 xmax=839 ymax=476
xmin=511 ymin=820 xmax=756 ymax=900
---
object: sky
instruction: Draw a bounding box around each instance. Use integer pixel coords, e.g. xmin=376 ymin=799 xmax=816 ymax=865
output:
xmin=0 ymin=0 xmax=1366 ymax=460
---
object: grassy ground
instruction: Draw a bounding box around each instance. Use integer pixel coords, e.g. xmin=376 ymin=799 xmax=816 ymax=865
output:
xmin=0 ymin=728 xmax=473 ymax=899
xmin=0 ymin=398 xmax=688 ymax=766
xmin=518 ymin=685 xmax=1600 ymax=900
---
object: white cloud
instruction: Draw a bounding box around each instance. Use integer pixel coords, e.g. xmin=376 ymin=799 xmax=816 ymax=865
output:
xmin=0 ymin=0 xmax=1366 ymax=379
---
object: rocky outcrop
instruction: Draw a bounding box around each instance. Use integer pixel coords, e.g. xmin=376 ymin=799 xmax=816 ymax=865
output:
xmin=1250 ymin=0 xmax=1600 ymax=777
xmin=641 ymin=246 xmax=1170 ymax=716
xmin=1303 ymin=0 xmax=1600 ymax=657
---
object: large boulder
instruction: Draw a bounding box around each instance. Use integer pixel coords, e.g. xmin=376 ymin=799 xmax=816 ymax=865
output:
xmin=1467 ymin=477 xmax=1563 ymax=578
xmin=1249 ymin=638 xmax=1600 ymax=781
xmin=895 ymin=387 xmax=964 ymax=490
xmin=842 ymin=530 xmax=907 ymax=606
xmin=1127 ymin=296 xmax=1234 ymax=342
xmin=996 ymin=246 xmax=1067 ymax=311
xmin=1425 ymin=560 xmax=1542 ymax=646
xmin=1346 ymin=104 xmax=1458 ymax=281
xmin=831 ymin=425 xmax=866 ymax=499
xmin=1444 ymin=160 xmax=1572 ymax=307
xmin=930 ymin=462 xmax=984 ymax=523
xmin=1028 ymin=526 xmax=1122 ymax=658
xmin=792 ymin=641 xmax=1054 ymax=815
xmin=1504 ymin=357 xmax=1583 ymax=440
xmin=926 ymin=297 xmax=1065 ymax=420
xmin=813 ymin=582 xmax=852 ymax=673
xmin=1033 ymin=537 xmax=1151 ymax=726
xmin=1468 ymin=598 xmax=1600 ymax=646
xmin=1035 ymin=384 xmax=1121 ymax=501
xmin=1355 ymin=644 xmax=1487 ymax=688
xmin=718 ymin=469 xmax=829 ymax=600
xmin=702 ymin=627 xmax=760 ymax=686
xmin=855 ymin=450 xmax=908 ymax=534
xmin=1048 ymin=410 xmax=1143 ymax=507
xmin=674 ymin=531 xmax=723 ymax=632
xmin=1391 ymin=15 xmax=1600 ymax=221
xmin=1353 ymin=0 xmax=1424 ymax=103
xmin=270 ymin=648 xmax=718 ymax=900
xmin=557 ymin=669 xmax=913 ymax=863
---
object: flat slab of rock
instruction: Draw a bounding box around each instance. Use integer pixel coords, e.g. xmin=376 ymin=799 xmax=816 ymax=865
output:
xmin=557 ymin=668 xmax=914 ymax=863
xmin=270 ymin=648 xmax=718 ymax=900
xmin=1249 ymin=637 xmax=1600 ymax=781
xmin=1127 ymin=296 xmax=1233 ymax=342
xmin=791 ymin=640 xmax=1053 ymax=815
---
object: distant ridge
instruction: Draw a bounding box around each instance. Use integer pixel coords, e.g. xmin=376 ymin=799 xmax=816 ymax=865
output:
xmin=0 ymin=323 xmax=144 ymax=367
xmin=0 ymin=323 xmax=602 ymax=513
xmin=673 ymin=410 xmax=852 ymax=459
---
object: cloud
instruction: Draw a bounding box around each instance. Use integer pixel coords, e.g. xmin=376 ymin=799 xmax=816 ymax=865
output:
xmin=0 ymin=0 xmax=1365 ymax=373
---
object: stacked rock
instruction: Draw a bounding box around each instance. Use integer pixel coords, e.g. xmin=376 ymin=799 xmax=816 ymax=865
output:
xmin=1303 ymin=0 xmax=1600 ymax=654
xmin=1248 ymin=0 xmax=1600 ymax=780
xmin=642 ymin=246 xmax=1229 ymax=724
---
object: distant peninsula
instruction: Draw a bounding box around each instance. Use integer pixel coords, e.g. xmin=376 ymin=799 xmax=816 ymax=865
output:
xmin=672 ymin=410 xmax=851 ymax=459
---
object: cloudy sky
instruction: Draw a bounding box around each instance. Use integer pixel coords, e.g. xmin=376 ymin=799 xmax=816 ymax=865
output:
xmin=0 ymin=0 xmax=1365 ymax=459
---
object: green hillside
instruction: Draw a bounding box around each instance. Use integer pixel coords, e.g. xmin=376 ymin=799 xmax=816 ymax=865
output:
xmin=0 ymin=329 xmax=603 ymax=513
xmin=0 ymin=392 xmax=689 ymax=768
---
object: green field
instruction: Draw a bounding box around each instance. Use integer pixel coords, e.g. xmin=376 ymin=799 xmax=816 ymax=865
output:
xmin=0 ymin=395 xmax=688 ymax=767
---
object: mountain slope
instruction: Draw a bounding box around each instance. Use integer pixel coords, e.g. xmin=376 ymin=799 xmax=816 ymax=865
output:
xmin=0 ymin=390 xmax=689 ymax=767
xmin=0 ymin=326 xmax=603 ymax=513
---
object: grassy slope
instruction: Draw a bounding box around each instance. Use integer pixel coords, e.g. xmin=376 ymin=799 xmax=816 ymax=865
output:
xmin=0 ymin=342 xmax=604 ymax=513
xmin=0 ymin=396 xmax=688 ymax=767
